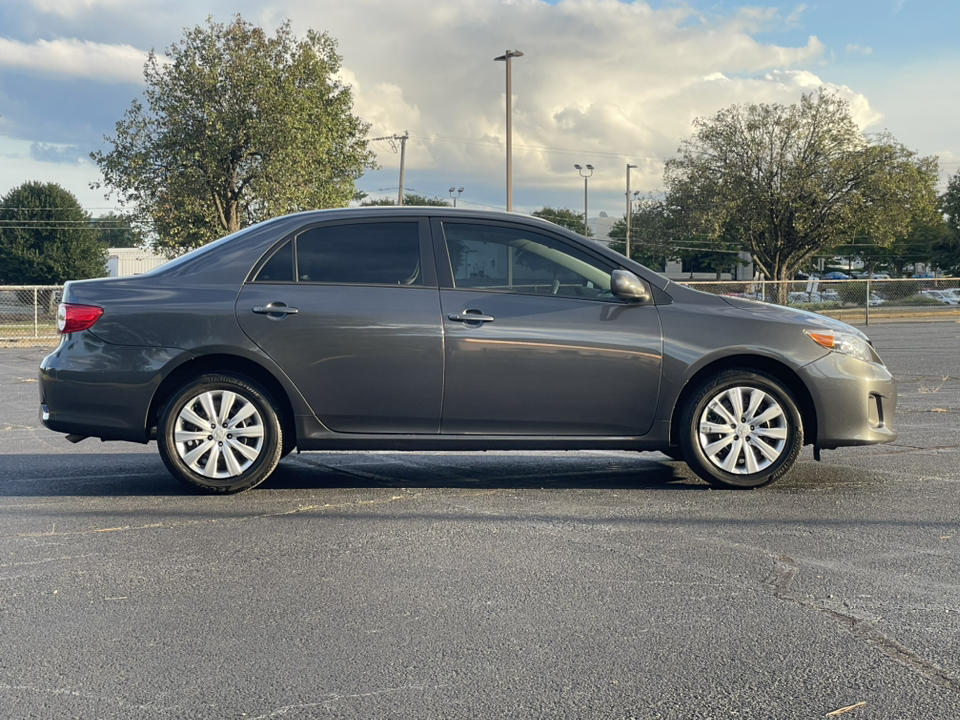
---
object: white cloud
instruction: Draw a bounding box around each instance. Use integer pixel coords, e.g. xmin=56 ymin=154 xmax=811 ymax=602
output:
xmin=29 ymin=0 xmax=129 ymax=16
xmin=0 ymin=37 xmax=148 ymax=83
xmin=0 ymin=0 xmax=915 ymax=213
xmin=846 ymin=44 xmax=873 ymax=55
xmin=299 ymin=0 xmax=864 ymax=197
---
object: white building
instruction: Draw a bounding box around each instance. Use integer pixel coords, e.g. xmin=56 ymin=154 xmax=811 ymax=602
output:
xmin=106 ymin=248 xmax=167 ymax=277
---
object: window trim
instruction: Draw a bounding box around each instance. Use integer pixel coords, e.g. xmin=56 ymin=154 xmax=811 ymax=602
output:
xmin=247 ymin=217 xmax=437 ymax=288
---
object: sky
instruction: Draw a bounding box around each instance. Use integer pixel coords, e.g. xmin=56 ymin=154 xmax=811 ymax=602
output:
xmin=0 ymin=0 xmax=957 ymax=222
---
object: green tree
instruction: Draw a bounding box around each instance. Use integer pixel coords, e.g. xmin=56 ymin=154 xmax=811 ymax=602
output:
xmin=0 ymin=181 xmax=106 ymax=284
xmin=93 ymin=211 xmax=144 ymax=248
xmin=664 ymin=90 xmax=939 ymax=292
xmin=833 ymin=218 xmax=947 ymax=278
xmin=92 ymin=15 xmax=375 ymax=257
xmin=931 ymin=170 xmax=960 ymax=275
xmin=606 ymin=196 xmax=677 ymax=269
xmin=532 ymin=206 xmax=591 ymax=236
xmin=360 ymin=193 xmax=450 ymax=206
xmin=605 ymin=196 xmax=742 ymax=276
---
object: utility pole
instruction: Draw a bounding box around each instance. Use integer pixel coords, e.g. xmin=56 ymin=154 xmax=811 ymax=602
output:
xmin=370 ymin=131 xmax=409 ymax=205
xmin=494 ymin=50 xmax=523 ymax=211
xmin=625 ymin=163 xmax=637 ymax=259
xmin=575 ymin=164 xmax=594 ymax=236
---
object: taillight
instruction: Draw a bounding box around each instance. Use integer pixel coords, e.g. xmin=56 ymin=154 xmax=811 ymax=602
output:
xmin=57 ymin=303 xmax=104 ymax=334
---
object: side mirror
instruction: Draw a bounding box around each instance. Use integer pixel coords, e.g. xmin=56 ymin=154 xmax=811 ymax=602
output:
xmin=611 ymin=269 xmax=651 ymax=303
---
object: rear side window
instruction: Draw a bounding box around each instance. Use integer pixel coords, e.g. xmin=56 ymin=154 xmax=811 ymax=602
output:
xmin=296 ymin=222 xmax=422 ymax=285
xmin=254 ymin=241 xmax=294 ymax=282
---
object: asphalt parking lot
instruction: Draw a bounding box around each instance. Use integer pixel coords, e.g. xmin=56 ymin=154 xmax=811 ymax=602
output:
xmin=1 ymin=322 xmax=958 ymax=719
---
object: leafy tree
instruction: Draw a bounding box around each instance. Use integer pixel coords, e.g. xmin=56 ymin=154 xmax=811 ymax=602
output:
xmin=92 ymin=15 xmax=375 ymax=257
xmin=606 ymin=196 xmax=678 ymax=269
xmin=942 ymin=169 xmax=960 ymax=236
xmin=605 ymin=196 xmax=743 ymax=277
xmin=664 ymin=90 xmax=939 ymax=293
xmin=833 ymin=217 xmax=947 ymax=278
xmin=0 ymin=181 xmax=106 ymax=284
xmin=93 ymin=211 xmax=144 ymax=248
xmin=931 ymin=170 xmax=960 ymax=275
xmin=360 ymin=193 xmax=450 ymax=206
xmin=532 ymin=206 xmax=591 ymax=236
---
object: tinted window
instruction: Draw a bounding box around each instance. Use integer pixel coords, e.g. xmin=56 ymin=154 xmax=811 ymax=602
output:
xmin=295 ymin=222 xmax=422 ymax=286
xmin=442 ymin=223 xmax=613 ymax=299
xmin=254 ymin=241 xmax=294 ymax=282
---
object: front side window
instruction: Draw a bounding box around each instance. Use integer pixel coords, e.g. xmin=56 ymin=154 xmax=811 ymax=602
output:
xmin=295 ymin=222 xmax=422 ymax=285
xmin=442 ymin=223 xmax=614 ymax=299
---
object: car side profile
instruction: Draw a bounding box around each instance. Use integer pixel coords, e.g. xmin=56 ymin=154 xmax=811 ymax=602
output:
xmin=39 ymin=207 xmax=897 ymax=492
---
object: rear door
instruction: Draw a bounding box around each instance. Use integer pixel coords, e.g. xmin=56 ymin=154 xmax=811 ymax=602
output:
xmin=237 ymin=217 xmax=444 ymax=434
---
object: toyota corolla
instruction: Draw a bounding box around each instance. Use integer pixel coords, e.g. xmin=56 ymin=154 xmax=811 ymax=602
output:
xmin=39 ymin=207 xmax=896 ymax=492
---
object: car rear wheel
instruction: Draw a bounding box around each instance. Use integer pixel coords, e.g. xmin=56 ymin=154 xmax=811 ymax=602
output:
xmin=679 ymin=370 xmax=802 ymax=489
xmin=158 ymin=374 xmax=283 ymax=493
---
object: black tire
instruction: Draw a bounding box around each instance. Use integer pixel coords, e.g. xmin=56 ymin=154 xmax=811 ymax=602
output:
xmin=280 ymin=425 xmax=297 ymax=459
xmin=679 ymin=369 xmax=802 ymax=489
xmin=661 ymin=446 xmax=685 ymax=461
xmin=157 ymin=374 xmax=283 ymax=493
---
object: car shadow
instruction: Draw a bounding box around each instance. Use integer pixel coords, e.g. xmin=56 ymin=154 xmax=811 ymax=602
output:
xmin=0 ymin=451 xmax=705 ymax=496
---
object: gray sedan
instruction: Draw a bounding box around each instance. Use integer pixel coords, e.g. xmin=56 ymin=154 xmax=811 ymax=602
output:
xmin=39 ymin=207 xmax=896 ymax=492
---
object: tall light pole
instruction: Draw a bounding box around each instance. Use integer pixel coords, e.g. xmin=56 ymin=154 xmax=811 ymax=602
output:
xmin=574 ymin=164 xmax=594 ymax=236
xmin=449 ymin=187 xmax=464 ymax=207
xmin=625 ymin=163 xmax=637 ymax=259
xmin=494 ymin=50 xmax=523 ymax=211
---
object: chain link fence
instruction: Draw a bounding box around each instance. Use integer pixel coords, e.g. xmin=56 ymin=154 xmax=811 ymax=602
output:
xmin=682 ymin=278 xmax=960 ymax=325
xmin=0 ymin=286 xmax=62 ymax=344
xmin=2 ymin=278 xmax=958 ymax=345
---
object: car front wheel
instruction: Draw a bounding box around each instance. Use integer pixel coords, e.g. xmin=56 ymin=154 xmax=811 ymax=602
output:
xmin=158 ymin=374 xmax=283 ymax=493
xmin=679 ymin=370 xmax=803 ymax=489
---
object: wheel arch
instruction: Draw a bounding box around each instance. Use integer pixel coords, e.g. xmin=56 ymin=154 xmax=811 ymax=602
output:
xmin=669 ymin=354 xmax=817 ymax=448
xmin=148 ymin=354 xmax=296 ymax=444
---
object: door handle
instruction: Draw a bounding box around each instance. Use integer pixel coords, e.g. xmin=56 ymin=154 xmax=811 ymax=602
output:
xmin=253 ymin=303 xmax=299 ymax=317
xmin=448 ymin=310 xmax=495 ymax=324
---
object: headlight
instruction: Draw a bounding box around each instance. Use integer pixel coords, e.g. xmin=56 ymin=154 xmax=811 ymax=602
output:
xmin=805 ymin=330 xmax=874 ymax=363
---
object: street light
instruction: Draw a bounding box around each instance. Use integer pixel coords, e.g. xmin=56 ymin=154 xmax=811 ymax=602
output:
xmin=574 ymin=164 xmax=594 ymax=236
xmin=448 ymin=187 xmax=464 ymax=207
xmin=494 ymin=50 xmax=523 ymax=212
xmin=625 ymin=163 xmax=637 ymax=259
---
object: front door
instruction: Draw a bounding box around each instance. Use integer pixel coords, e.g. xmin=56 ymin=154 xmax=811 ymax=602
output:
xmin=435 ymin=220 xmax=663 ymax=436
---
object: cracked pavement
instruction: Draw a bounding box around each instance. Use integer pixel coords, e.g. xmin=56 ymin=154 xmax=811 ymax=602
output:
xmin=1 ymin=322 xmax=958 ymax=719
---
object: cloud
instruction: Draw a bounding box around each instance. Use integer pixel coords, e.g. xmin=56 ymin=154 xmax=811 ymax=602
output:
xmin=0 ymin=0 xmax=899 ymax=213
xmin=29 ymin=0 xmax=129 ymax=16
xmin=0 ymin=37 xmax=147 ymax=83
xmin=785 ymin=4 xmax=808 ymax=27
xmin=29 ymin=142 xmax=90 ymax=164
xmin=846 ymin=44 xmax=873 ymax=55
xmin=303 ymin=0 xmax=863 ymax=196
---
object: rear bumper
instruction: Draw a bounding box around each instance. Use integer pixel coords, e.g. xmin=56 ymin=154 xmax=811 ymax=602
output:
xmin=39 ymin=333 xmax=183 ymax=443
xmin=799 ymin=352 xmax=897 ymax=449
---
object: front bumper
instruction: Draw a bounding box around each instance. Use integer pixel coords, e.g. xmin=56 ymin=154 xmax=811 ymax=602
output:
xmin=799 ymin=351 xmax=897 ymax=449
xmin=39 ymin=333 xmax=184 ymax=443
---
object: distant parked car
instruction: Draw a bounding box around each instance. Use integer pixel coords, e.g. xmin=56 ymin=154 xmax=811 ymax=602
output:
xmin=787 ymin=290 xmax=840 ymax=305
xmin=39 ymin=207 xmax=898 ymax=492
xmin=822 ymin=271 xmax=851 ymax=280
xmin=919 ymin=289 xmax=960 ymax=305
